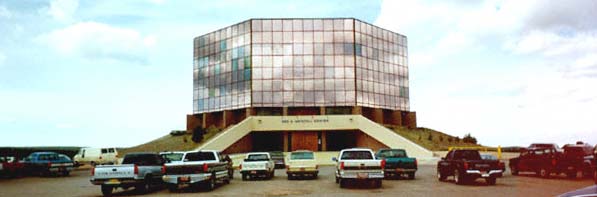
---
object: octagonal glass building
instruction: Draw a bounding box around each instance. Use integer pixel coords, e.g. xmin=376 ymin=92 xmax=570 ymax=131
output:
xmin=187 ymin=18 xmax=418 ymax=153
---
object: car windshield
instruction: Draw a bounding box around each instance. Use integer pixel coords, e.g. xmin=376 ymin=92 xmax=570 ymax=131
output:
xmin=162 ymin=153 xmax=185 ymax=162
xmin=185 ymin=152 xmax=216 ymax=161
xmin=290 ymin=152 xmax=314 ymax=160
xmin=564 ymin=147 xmax=589 ymax=156
xmin=378 ymin=150 xmax=406 ymax=158
xmin=58 ymin=155 xmax=72 ymax=162
xmin=246 ymin=154 xmax=269 ymax=161
xmin=38 ymin=154 xmax=59 ymax=161
xmin=269 ymin=152 xmax=284 ymax=158
xmin=122 ymin=154 xmax=158 ymax=165
xmin=453 ymin=150 xmax=481 ymax=160
xmin=341 ymin=151 xmax=373 ymax=160
xmin=481 ymin=155 xmax=497 ymax=160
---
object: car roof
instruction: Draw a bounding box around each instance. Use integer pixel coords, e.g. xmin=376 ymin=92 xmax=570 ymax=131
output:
xmin=32 ymin=152 xmax=58 ymax=155
xmin=342 ymin=148 xmax=372 ymax=151
xmin=292 ymin=150 xmax=313 ymax=153
xmin=247 ymin=152 xmax=270 ymax=155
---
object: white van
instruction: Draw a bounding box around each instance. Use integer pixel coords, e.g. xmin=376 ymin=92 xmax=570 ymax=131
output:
xmin=73 ymin=147 xmax=118 ymax=166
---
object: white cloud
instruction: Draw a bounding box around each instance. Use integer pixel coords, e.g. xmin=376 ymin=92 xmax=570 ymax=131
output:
xmin=45 ymin=0 xmax=79 ymax=22
xmin=376 ymin=0 xmax=597 ymax=146
xmin=37 ymin=21 xmax=156 ymax=63
xmin=0 ymin=5 xmax=12 ymax=18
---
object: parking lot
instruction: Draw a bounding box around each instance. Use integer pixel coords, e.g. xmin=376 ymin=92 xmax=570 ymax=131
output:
xmin=0 ymin=165 xmax=593 ymax=197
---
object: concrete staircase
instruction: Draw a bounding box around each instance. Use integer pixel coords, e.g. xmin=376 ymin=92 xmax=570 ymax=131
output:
xmin=195 ymin=115 xmax=433 ymax=158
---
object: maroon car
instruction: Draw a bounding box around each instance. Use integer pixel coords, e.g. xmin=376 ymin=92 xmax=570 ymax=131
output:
xmin=510 ymin=146 xmax=593 ymax=179
xmin=0 ymin=155 xmax=25 ymax=177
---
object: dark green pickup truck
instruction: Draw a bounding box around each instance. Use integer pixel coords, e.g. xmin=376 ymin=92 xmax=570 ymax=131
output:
xmin=375 ymin=149 xmax=417 ymax=179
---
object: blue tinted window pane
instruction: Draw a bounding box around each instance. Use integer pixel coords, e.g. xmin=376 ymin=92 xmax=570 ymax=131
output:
xmin=355 ymin=44 xmax=362 ymax=56
xmin=244 ymin=69 xmax=251 ymax=80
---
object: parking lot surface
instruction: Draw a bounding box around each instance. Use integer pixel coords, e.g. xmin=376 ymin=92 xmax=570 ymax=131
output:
xmin=0 ymin=165 xmax=594 ymax=197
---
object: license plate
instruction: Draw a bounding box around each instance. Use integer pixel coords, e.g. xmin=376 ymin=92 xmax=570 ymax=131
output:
xmin=482 ymin=174 xmax=490 ymax=177
xmin=251 ymin=171 xmax=257 ymax=174
xmin=300 ymin=168 xmax=305 ymax=171
xmin=106 ymin=179 xmax=120 ymax=185
xmin=357 ymin=173 xmax=368 ymax=179
xmin=179 ymin=176 xmax=190 ymax=182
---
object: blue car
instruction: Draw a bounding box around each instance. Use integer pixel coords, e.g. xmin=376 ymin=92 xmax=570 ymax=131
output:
xmin=22 ymin=152 xmax=74 ymax=176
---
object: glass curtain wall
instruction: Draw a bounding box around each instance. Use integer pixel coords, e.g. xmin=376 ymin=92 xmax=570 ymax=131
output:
xmin=193 ymin=21 xmax=252 ymax=113
xmin=354 ymin=20 xmax=409 ymax=111
xmin=251 ymin=18 xmax=356 ymax=107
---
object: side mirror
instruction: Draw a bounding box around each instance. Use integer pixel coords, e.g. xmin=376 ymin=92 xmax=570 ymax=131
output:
xmin=332 ymin=157 xmax=337 ymax=162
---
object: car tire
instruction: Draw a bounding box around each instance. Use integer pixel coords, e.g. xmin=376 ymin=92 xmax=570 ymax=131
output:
xmin=101 ymin=185 xmax=113 ymax=197
xmin=335 ymin=176 xmax=339 ymax=183
xmin=593 ymin=170 xmax=597 ymax=184
xmin=437 ymin=170 xmax=447 ymax=181
xmin=135 ymin=176 xmax=151 ymax=194
xmin=454 ymin=169 xmax=465 ymax=185
xmin=167 ymin=184 xmax=178 ymax=192
xmin=374 ymin=179 xmax=382 ymax=188
xmin=228 ymin=169 xmax=234 ymax=180
xmin=339 ymin=178 xmax=346 ymax=188
xmin=539 ymin=168 xmax=550 ymax=178
xmin=205 ymin=175 xmax=216 ymax=191
xmin=313 ymin=173 xmax=318 ymax=180
xmin=511 ymin=166 xmax=519 ymax=175
xmin=486 ymin=177 xmax=497 ymax=185
xmin=242 ymin=173 xmax=248 ymax=181
xmin=408 ymin=172 xmax=415 ymax=180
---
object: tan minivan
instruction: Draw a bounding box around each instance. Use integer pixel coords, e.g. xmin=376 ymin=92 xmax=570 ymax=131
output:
xmin=73 ymin=147 xmax=118 ymax=166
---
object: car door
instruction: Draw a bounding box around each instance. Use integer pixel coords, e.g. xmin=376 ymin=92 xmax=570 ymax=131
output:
xmin=517 ymin=151 xmax=530 ymax=171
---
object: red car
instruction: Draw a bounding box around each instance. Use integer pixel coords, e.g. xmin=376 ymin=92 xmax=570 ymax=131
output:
xmin=0 ymin=155 xmax=25 ymax=177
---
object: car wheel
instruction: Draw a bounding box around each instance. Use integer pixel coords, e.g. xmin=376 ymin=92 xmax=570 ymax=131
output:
xmin=335 ymin=176 xmax=339 ymax=183
xmin=374 ymin=179 xmax=382 ymax=188
xmin=228 ymin=169 xmax=234 ymax=180
xmin=167 ymin=184 xmax=178 ymax=192
xmin=206 ymin=175 xmax=216 ymax=191
xmin=454 ymin=169 xmax=465 ymax=185
xmin=486 ymin=177 xmax=497 ymax=185
xmin=101 ymin=185 xmax=113 ymax=197
xmin=313 ymin=173 xmax=318 ymax=180
xmin=437 ymin=170 xmax=447 ymax=181
xmin=593 ymin=170 xmax=597 ymax=184
xmin=408 ymin=172 xmax=415 ymax=180
xmin=242 ymin=173 xmax=248 ymax=181
xmin=339 ymin=178 xmax=346 ymax=188
xmin=539 ymin=168 xmax=550 ymax=178
xmin=511 ymin=166 xmax=519 ymax=175
xmin=287 ymin=174 xmax=292 ymax=180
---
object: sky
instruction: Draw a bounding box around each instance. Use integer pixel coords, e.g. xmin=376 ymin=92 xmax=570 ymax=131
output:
xmin=0 ymin=0 xmax=595 ymax=148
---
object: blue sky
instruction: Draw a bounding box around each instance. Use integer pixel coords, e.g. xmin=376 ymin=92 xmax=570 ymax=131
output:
xmin=0 ymin=0 xmax=595 ymax=148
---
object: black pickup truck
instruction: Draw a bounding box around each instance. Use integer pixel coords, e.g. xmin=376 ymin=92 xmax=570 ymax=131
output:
xmin=437 ymin=149 xmax=503 ymax=185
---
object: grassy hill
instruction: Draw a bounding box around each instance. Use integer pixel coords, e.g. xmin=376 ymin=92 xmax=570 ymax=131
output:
xmin=120 ymin=124 xmax=482 ymax=154
xmin=389 ymin=126 xmax=484 ymax=151
xmin=119 ymin=126 xmax=223 ymax=155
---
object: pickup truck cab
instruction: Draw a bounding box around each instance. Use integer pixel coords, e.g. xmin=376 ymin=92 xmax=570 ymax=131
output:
xmin=286 ymin=150 xmax=318 ymax=180
xmin=376 ymin=148 xmax=417 ymax=179
xmin=23 ymin=152 xmax=74 ymax=176
xmin=240 ymin=152 xmax=275 ymax=180
xmin=160 ymin=151 xmax=186 ymax=164
xmin=437 ymin=149 xmax=503 ymax=185
xmin=90 ymin=152 xmax=166 ymax=196
xmin=162 ymin=150 xmax=232 ymax=192
xmin=333 ymin=148 xmax=384 ymax=188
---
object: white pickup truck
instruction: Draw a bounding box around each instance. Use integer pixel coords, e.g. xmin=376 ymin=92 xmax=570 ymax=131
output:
xmin=90 ymin=153 xmax=166 ymax=196
xmin=333 ymin=148 xmax=385 ymax=188
xmin=162 ymin=150 xmax=232 ymax=192
xmin=239 ymin=152 xmax=275 ymax=180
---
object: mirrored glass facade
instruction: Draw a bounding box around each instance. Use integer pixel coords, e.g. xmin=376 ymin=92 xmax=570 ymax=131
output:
xmin=193 ymin=18 xmax=410 ymax=114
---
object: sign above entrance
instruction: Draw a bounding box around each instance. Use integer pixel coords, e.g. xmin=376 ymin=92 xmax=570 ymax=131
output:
xmin=281 ymin=117 xmax=330 ymax=124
